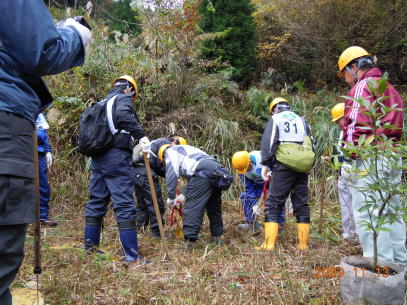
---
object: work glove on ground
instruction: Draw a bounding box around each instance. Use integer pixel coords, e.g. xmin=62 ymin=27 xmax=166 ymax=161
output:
xmin=261 ymin=166 xmax=271 ymax=181
xmin=139 ymin=136 xmax=151 ymax=153
xmin=46 ymin=152 xmax=53 ymax=169
xmin=57 ymin=18 xmax=92 ymax=50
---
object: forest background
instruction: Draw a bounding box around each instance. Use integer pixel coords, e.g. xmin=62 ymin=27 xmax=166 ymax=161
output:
xmin=15 ymin=0 xmax=407 ymax=304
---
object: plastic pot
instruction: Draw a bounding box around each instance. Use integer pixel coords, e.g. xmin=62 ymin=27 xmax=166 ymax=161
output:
xmin=340 ymin=255 xmax=405 ymax=305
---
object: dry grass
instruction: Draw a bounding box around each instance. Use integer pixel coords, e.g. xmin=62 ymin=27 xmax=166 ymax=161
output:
xmin=12 ymin=168 xmax=363 ymax=305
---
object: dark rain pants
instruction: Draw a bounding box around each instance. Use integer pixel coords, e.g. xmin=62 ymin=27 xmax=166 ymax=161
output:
xmin=0 ymin=112 xmax=36 ymax=305
xmin=85 ymin=148 xmax=137 ymax=228
xmin=183 ymin=159 xmax=223 ymax=241
xmin=265 ymin=161 xmax=310 ymax=223
xmin=134 ymin=166 xmax=165 ymax=235
xmin=0 ymin=224 xmax=27 ymax=305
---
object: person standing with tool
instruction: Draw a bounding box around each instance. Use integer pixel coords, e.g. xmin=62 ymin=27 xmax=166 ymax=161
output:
xmin=337 ymin=46 xmax=406 ymax=266
xmin=82 ymin=75 xmax=151 ymax=263
xmin=133 ymin=138 xmax=171 ymax=237
xmin=232 ymin=150 xmax=285 ymax=232
xmin=321 ymin=103 xmax=357 ymax=243
xmin=0 ymin=1 xmax=91 ymax=304
xmin=257 ymin=97 xmax=315 ymax=251
xmin=36 ymin=113 xmax=58 ymax=227
xmin=153 ymin=144 xmax=233 ymax=246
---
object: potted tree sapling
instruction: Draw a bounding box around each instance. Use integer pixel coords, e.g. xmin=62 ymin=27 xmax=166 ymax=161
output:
xmin=329 ymin=74 xmax=406 ymax=305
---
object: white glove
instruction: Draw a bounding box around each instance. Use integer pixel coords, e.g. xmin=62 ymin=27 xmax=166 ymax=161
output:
xmin=252 ymin=204 xmax=260 ymax=216
xmin=139 ymin=136 xmax=151 ymax=153
xmin=261 ymin=166 xmax=271 ymax=181
xmin=58 ymin=18 xmax=92 ymax=49
xmin=175 ymin=194 xmax=185 ymax=206
xmin=166 ymin=198 xmax=175 ymax=208
xmin=46 ymin=152 xmax=53 ymax=169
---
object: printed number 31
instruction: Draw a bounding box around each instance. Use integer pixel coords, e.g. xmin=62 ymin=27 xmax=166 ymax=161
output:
xmin=284 ymin=122 xmax=298 ymax=134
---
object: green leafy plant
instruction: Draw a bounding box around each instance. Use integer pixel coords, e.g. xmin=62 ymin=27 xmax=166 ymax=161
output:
xmin=331 ymin=74 xmax=406 ymax=270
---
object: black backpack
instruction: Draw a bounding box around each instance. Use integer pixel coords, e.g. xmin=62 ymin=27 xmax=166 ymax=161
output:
xmin=77 ymin=96 xmax=117 ymax=157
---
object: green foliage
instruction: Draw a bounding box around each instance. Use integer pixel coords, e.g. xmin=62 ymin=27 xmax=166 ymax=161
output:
xmin=254 ymin=0 xmax=407 ymax=88
xmin=107 ymin=0 xmax=142 ymax=37
xmin=337 ymin=75 xmax=407 ymax=268
xmin=198 ymin=0 xmax=257 ymax=83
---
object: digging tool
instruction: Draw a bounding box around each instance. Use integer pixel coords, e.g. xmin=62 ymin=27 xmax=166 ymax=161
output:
xmin=171 ymin=183 xmax=184 ymax=239
xmin=251 ymin=176 xmax=270 ymax=231
xmin=143 ymin=152 xmax=168 ymax=251
xmin=33 ymin=128 xmax=42 ymax=305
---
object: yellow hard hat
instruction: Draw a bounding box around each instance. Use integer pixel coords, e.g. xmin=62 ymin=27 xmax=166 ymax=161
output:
xmin=115 ymin=75 xmax=138 ymax=93
xmin=337 ymin=46 xmax=371 ymax=77
xmin=175 ymin=136 xmax=187 ymax=145
xmin=269 ymin=97 xmax=289 ymax=113
xmin=232 ymin=151 xmax=250 ymax=174
xmin=158 ymin=144 xmax=172 ymax=161
xmin=331 ymin=103 xmax=345 ymax=122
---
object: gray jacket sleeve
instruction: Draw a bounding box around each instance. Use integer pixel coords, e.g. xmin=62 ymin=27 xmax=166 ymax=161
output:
xmin=260 ymin=117 xmax=279 ymax=167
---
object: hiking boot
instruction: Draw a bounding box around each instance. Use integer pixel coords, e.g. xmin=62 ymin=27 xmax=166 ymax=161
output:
xmin=40 ymin=219 xmax=58 ymax=227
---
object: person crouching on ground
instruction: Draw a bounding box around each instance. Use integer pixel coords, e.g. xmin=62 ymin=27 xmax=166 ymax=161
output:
xmin=232 ymin=150 xmax=285 ymax=232
xmin=153 ymin=143 xmax=233 ymax=246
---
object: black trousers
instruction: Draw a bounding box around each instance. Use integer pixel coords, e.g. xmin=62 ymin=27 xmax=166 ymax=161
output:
xmin=134 ymin=172 xmax=165 ymax=234
xmin=0 ymin=224 xmax=27 ymax=305
xmin=265 ymin=162 xmax=310 ymax=223
xmin=183 ymin=159 xmax=223 ymax=241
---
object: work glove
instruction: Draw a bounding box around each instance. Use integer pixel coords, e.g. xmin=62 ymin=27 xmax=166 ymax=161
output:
xmin=252 ymin=204 xmax=260 ymax=216
xmin=57 ymin=17 xmax=92 ymax=49
xmin=261 ymin=166 xmax=271 ymax=181
xmin=46 ymin=152 xmax=53 ymax=169
xmin=166 ymin=198 xmax=175 ymax=208
xmin=139 ymin=136 xmax=151 ymax=153
xmin=174 ymin=194 xmax=185 ymax=206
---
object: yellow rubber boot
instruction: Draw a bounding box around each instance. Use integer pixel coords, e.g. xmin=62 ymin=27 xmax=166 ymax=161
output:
xmin=297 ymin=223 xmax=310 ymax=250
xmin=255 ymin=222 xmax=279 ymax=250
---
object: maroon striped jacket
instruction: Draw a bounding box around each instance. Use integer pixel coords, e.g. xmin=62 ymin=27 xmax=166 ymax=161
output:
xmin=342 ymin=68 xmax=404 ymax=149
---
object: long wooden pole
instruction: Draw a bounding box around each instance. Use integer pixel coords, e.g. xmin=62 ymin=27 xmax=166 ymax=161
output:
xmin=33 ymin=128 xmax=42 ymax=304
xmin=143 ymin=152 xmax=167 ymax=250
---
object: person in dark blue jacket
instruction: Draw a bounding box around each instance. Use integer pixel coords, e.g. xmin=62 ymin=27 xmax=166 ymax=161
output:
xmin=0 ymin=1 xmax=91 ymax=304
xmin=84 ymin=75 xmax=151 ymax=263
xmin=36 ymin=113 xmax=58 ymax=227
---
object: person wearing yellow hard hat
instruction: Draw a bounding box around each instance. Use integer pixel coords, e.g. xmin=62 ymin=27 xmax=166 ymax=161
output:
xmin=171 ymin=136 xmax=187 ymax=145
xmin=337 ymin=46 xmax=407 ymax=265
xmin=322 ymin=103 xmax=357 ymax=243
xmin=151 ymin=143 xmax=233 ymax=246
xmin=83 ymin=75 xmax=150 ymax=263
xmin=256 ymin=97 xmax=314 ymax=251
xmin=232 ymin=151 xmax=285 ymax=231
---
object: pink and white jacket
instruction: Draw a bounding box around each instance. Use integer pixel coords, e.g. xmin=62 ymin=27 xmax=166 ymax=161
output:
xmin=342 ymin=68 xmax=404 ymax=149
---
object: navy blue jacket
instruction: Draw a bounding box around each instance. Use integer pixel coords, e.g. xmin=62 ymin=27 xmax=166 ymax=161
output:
xmin=37 ymin=129 xmax=52 ymax=153
xmin=0 ymin=0 xmax=85 ymax=124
